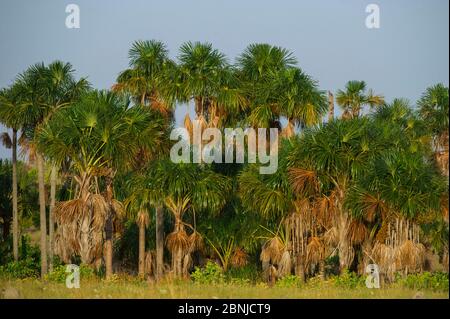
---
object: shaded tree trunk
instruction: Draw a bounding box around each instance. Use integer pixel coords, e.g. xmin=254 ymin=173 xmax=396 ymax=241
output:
xmin=12 ymin=129 xmax=18 ymax=261
xmin=138 ymin=221 xmax=145 ymax=277
xmin=104 ymin=177 xmax=114 ymax=279
xmin=319 ymin=259 xmax=326 ymax=279
xmin=295 ymin=256 xmax=306 ymax=282
xmin=48 ymin=165 xmax=57 ymax=271
xmin=37 ymin=152 xmax=47 ymax=277
xmin=155 ymin=205 xmax=164 ymax=280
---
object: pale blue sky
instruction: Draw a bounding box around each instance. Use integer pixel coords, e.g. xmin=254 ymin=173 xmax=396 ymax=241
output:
xmin=0 ymin=0 xmax=448 ymax=158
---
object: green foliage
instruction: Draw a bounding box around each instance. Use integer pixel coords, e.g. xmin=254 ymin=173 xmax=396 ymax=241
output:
xmin=397 ymin=272 xmax=449 ymax=292
xmin=331 ymin=269 xmax=365 ymax=289
xmin=275 ymin=275 xmax=303 ymax=288
xmin=0 ymin=259 xmax=39 ymax=279
xmin=0 ymin=235 xmax=41 ymax=279
xmin=191 ymin=261 xmax=225 ymax=285
xmin=225 ymin=263 xmax=261 ymax=283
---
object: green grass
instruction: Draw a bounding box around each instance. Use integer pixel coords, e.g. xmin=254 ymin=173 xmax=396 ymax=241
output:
xmin=1 ymin=278 xmax=448 ymax=299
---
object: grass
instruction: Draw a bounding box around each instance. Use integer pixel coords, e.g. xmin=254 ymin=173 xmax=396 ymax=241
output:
xmin=1 ymin=278 xmax=448 ymax=299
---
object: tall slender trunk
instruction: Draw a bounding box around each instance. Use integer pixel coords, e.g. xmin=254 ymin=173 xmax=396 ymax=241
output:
xmin=138 ymin=221 xmax=145 ymax=277
xmin=37 ymin=152 xmax=47 ymax=277
xmin=328 ymin=91 xmax=334 ymax=123
xmin=48 ymin=165 xmax=57 ymax=271
xmin=104 ymin=176 xmax=114 ymax=279
xmin=12 ymin=129 xmax=18 ymax=261
xmin=155 ymin=205 xmax=164 ymax=280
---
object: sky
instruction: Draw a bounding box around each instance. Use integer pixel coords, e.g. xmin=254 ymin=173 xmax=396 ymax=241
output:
xmin=0 ymin=0 xmax=448 ymax=159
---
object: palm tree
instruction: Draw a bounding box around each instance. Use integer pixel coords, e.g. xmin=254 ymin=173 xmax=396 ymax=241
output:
xmin=270 ymin=68 xmax=328 ymax=136
xmin=113 ymin=40 xmax=174 ymax=116
xmin=336 ymin=81 xmax=384 ymax=119
xmin=125 ymin=174 xmax=158 ymax=277
xmin=418 ymin=83 xmax=449 ymax=176
xmin=38 ymin=90 xmax=165 ymax=278
xmin=237 ymin=43 xmax=297 ymax=128
xmin=144 ymin=160 xmax=231 ymax=278
xmin=177 ymin=42 xmax=229 ymax=121
xmin=0 ymin=84 xmax=25 ymax=261
xmin=16 ymin=61 xmax=89 ymax=275
xmin=114 ymin=40 xmax=176 ymax=279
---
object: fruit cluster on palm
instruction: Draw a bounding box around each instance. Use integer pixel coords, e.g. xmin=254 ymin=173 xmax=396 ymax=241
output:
xmin=0 ymin=40 xmax=448 ymax=283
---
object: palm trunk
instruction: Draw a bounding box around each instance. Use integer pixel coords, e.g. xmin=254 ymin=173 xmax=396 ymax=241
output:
xmin=48 ymin=165 xmax=57 ymax=271
xmin=12 ymin=129 xmax=18 ymax=261
xmin=104 ymin=176 xmax=114 ymax=279
xmin=155 ymin=205 xmax=164 ymax=280
xmin=37 ymin=152 xmax=47 ymax=277
xmin=319 ymin=259 xmax=326 ymax=279
xmin=138 ymin=221 xmax=145 ymax=277
xmin=328 ymin=91 xmax=334 ymax=123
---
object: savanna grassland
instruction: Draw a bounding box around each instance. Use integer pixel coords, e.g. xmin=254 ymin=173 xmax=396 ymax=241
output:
xmin=0 ymin=40 xmax=448 ymax=299
xmin=1 ymin=278 xmax=448 ymax=299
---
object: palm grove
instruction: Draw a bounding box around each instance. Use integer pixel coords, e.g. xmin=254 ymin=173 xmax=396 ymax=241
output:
xmin=0 ymin=40 xmax=448 ymax=283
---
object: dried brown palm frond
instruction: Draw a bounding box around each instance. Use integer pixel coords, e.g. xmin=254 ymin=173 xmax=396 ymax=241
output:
xmin=231 ymin=247 xmax=249 ymax=268
xmin=182 ymin=253 xmax=193 ymax=277
xmin=210 ymin=115 xmax=220 ymax=128
xmin=376 ymin=221 xmax=389 ymax=243
xmin=0 ymin=132 xmax=12 ymax=149
xmin=278 ymin=250 xmax=292 ymax=277
xmin=306 ymin=236 xmax=325 ymax=266
xmin=396 ymin=240 xmax=425 ymax=273
xmin=342 ymin=109 xmax=352 ymax=120
xmin=53 ymin=191 xmax=110 ymax=266
xmin=166 ymin=230 xmax=190 ymax=254
xmin=372 ymin=242 xmax=395 ymax=281
xmin=184 ymin=114 xmax=193 ymax=139
xmin=149 ymin=94 xmax=172 ymax=117
xmin=348 ymin=220 xmax=367 ymax=245
xmin=112 ymin=199 xmax=125 ymax=218
xmin=313 ymin=195 xmax=335 ymax=228
xmin=136 ymin=210 xmax=150 ymax=228
xmin=281 ymin=120 xmax=295 ymax=138
xmin=361 ymin=193 xmax=387 ymax=222
xmin=18 ymin=135 xmax=36 ymax=164
xmin=188 ymin=230 xmax=204 ymax=253
xmin=264 ymin=265 xmax=278 ymax=284
xmin=441 ymin=195 xmax=449 ymax=223
xmin=288 ymin=167 xmax=319 ymax=195
xmin=196 ymin=114 xmax=207 ymax=133
xmin=324 ymin=226 xmax=339 ymax=247
xmin=260 ymin=237 xmax=285 ymax=265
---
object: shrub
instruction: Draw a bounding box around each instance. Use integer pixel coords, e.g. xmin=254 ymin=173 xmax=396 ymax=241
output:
xmin=332 ymin=269 xmax=365 ymax=289
xmin=397 ymin=272 xmax=449 ymax=291
xmin=191 ymin=261 xmax=225 ymax=285
xmin=276 ymin=275 xmax=303 ymax=288
xmin=0 ymin=258 xmax=39 ymax=279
